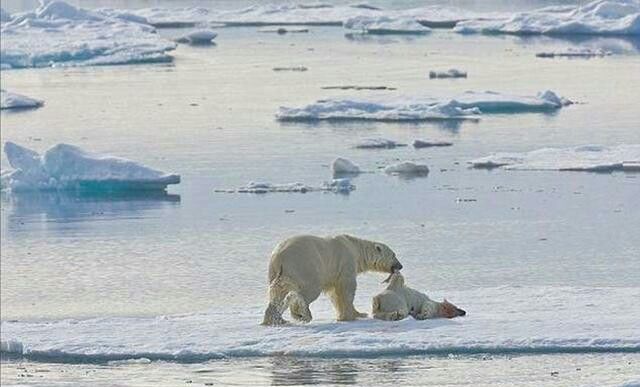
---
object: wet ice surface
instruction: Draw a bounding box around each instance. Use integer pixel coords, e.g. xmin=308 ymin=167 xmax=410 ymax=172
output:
xmin=1 ymin=4 xmax=640 ymax=386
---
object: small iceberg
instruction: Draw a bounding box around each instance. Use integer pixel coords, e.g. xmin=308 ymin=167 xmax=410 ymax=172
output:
xmin=1 ymin=90 xmax=44 ymax=110
xmin=413 ymin=139 xmax=453 ymax=148
xmin=469 ymin=144 xmax=640 ymax=172
xmin=175 ymin=29 xmax=217 ymax=45
xmin=535 ymin=48 xmax=611 ymax=58
xmin=217 ymin=179 xmax=355 ymax=194
xmin=384 ymin=161 xmax=430 ymax=176
xmin=429 ymin=69 xmax=467 ymax=79
xmin=0 ymin=1 xmax=176 ymax=69
xmin=454 ymin=0 xmax=640 ymax=36
xmin=273 ymin=66 xmax=308 ymax=72
xmin=332 ymin=157 xmax=361 ymax=176
xmin=343 ymin=15 xmax=431 ymax=34
xmin=354 ymin=138 xmax=407 ymax=149
xmin=277 ymin=90 xmax=570 ymax=122
xmin=1 ymin=142 xmax=180 ymax=192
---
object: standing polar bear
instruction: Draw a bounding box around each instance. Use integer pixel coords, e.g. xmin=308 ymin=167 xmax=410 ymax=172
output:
xmin=262 ymin=234 xmax=403 ymax=325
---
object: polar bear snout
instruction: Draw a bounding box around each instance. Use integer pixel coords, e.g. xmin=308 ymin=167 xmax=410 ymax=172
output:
xmin=391 ymin=262 xmax=403 ymax=272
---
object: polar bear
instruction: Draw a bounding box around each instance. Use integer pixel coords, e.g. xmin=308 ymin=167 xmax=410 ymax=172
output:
xmin=261 ymin=234 xmax=403 ymax=325
xmin=372 ymin=272 xmax=465 ymax=321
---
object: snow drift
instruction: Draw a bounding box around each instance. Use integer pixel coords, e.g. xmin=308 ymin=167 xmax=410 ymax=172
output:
xmin=1 ymin=142 xmax=180 ymax=192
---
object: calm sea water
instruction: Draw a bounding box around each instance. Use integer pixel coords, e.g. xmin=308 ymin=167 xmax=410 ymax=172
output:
xmin=1 ymin=0 xmax=639 ymax=385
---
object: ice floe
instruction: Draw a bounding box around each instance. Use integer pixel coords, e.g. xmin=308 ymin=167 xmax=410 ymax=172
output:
xmin=354 ymin=138 xmax=407 ymax=149
xmin=332 ymin=157 xmax=361 ymax=176
xmin=216 ymin=179 xmax=355 ymax=194
xmin=321 ymin=85 xmax=396 ymax=91
xmin=429 ymin=69 xmax=468 ymax=79
xmin=0 ymin=90 xmax=44 ymax=110
xmin=4 ymin=286 xmax=633 ymax=362
xmin=384 ymin=161 xmax=430 ymax=176
xmin=272 ymin=65 xmax=308 ymax=72
xmin=413 ymin=139 xmax=453 ymax=148
xmin=454 ymin=0 xmax=640 ymax=36
xmin=1 ymin=142 xmax=180 ymax=192
xmin=0 ymin=1 xmax=176 ymax=69
xmin=258 ymin=26 xmax=309 ymax=33
xmin=536 ymin=48 xmax=612 ymax=58
xmin=118 ymin=7 xmax=211 ymax=28
xmin=469 ymin=144 xmax=640 ymax=172
xmin=175 ymin=29 xmax=217 ymax=45
xmin=344 ymin=15 xmax=431 ymax=34
xmin=277 ymin=90 xmax=570 ymax=122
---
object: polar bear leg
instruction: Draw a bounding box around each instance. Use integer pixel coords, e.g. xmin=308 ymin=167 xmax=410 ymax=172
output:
xmin=285 ymin=291 xmax=312 ymax=323
xmin=262 ymin=278 xmax=291 ymax=326
xmin=331 ymin=278 xmax=366 ymax=321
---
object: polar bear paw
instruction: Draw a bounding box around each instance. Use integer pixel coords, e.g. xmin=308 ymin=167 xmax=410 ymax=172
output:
xmin=285 ymin=292 xmax=313 ymax=323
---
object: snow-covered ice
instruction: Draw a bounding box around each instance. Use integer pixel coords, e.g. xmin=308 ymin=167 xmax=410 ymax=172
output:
xmin=413 ymin=139 xmax=453 ymax=148
xmin=1 ymin=286 xmax=637 ymax=362
xmin=536 ymin=48 xmax=611 ymax=58
xmin=454 ymin=0 xmax=640 ymax=36
xmin=384 ymin=161 xmax=430 ymax=176
xmin=175 ymin=29 xmax=217 ymax=45
xmin=1 ymin=142 xmax=180 ymax=192
xmin=216 ymin=179 xmax=355 ymax=194
xmin=355 ymin=138 xmax=407 ymax=149
xmin=344 ymin=15 xmax=431 ymax=34
xmin=332 ymin=157 xmax=361 ymax=176
xmin=469 ymin=144 xmax=640 ymax=172
xmin=429 ymin=69 xmax=468 ymax=79
xmin=0 ymin=89 xmax=44 ymax=110
xmin=277 ymin=90 xmax=570 ymax=122
xmin=0 ymin=1 xmax=176 ymax=69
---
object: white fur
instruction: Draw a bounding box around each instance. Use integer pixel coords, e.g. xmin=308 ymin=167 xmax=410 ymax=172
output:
xmin=262 ymin=234 xmax=401 ymax=325
xmin=372 ymin=272 xmax=442 ymax=321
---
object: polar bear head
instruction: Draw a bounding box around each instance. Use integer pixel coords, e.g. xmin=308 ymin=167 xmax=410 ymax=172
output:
xmin=366 ymin=241 xmax=403 ymax=273
xmin=438 ymin=299 xmax=466 ymax=318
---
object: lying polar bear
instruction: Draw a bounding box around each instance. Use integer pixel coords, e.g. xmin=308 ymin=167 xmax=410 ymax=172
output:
xmin=372 ymin=272 xmax=466 ymax=321
xmin=262 ymin=234 xmax=403 ymax=325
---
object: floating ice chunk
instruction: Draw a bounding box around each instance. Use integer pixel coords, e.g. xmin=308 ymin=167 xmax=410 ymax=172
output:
xmin=332 ymin=157 xmax=361 ymax=176
xmin=0 ymin=340 xmax=23 ymax=354
xmin=1 ymin=142 xmax=180 ymax=192
xmin=429 ymin=69 xmax=467 ymax=79
xmin=273 ymin=66 xmax=308 ymax=72
xmin=1 ymin=89 xmax=44 ymax=110
xmin=321 ymin=85 xmax=396 ymax=90
xmin=222 ymin=179 xmax=355 ymax=194
xmin=176 ymin=29 xmax=217 ymax=45
xmin=469 ymin=144 xmax=640 ymax=172
xmin=118 ymin=7 xmax=211 ymax=28
xmin=454 ymin=0 xmax=640 ymax=36
xmin=413 ymin=139 xmax=453 ymax=148
xmin=354 ymin=138 xmax=407 ymax=149
xmin=344 ymin=15 xmax=431 ymax=34
xmin=277 ymin=90 xmax=569 ymax=122
xmin=384 ymin=161 xmax=429 ymax=176
xmin=536 ymin=48 xmax=611 ymax=58
xmin=0 ymin=1 xmax=176 ymax=69
xmin=258 ymin=26 xmax=309 ymax=33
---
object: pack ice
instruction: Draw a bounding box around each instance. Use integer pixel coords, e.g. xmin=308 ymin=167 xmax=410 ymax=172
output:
xmin=343 ymin=15 xmax=431 ymax=34
xmin=276 ymin=90 xmax=570 ymax=122
xmin=469 ymin=144 xmax=640 ymax=172
xmin=216 ymin=179 xmax=355 ymax=194
xmin=0 ymin=1 xmax=176 ymax=69
xmin=0 ymin=89 xmax=43 ymax=110
xmin=454 ymin=0 xmax=640 ymax=36
xmin=1 ymin=142 xmax=180 ymax=192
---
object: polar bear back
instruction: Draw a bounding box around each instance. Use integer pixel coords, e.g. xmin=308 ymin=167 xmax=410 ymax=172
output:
xmin=268 ymin=234 xmax=361 ymax=289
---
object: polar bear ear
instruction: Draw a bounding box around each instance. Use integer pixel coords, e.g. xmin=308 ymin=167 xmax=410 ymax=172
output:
xmin=375 ymin=244 xmax=383 ymax=253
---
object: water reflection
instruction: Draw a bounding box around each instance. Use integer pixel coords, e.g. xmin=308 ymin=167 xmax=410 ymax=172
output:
xmin=1 ymin=191 xmax=180 ymax=228
xmin=269 ymin=357 xmax=359 ymax=385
